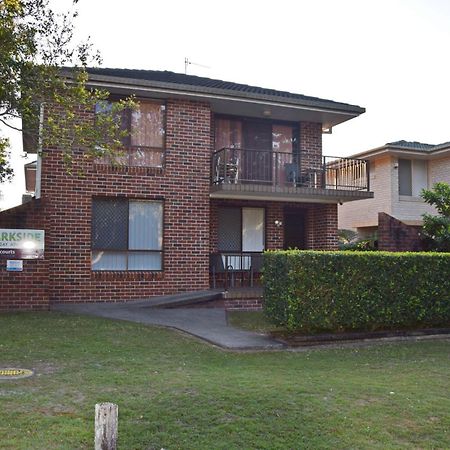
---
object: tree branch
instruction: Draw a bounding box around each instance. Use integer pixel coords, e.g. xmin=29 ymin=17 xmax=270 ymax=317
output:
xmin=0 ymin=117 xmax=23 ymax=132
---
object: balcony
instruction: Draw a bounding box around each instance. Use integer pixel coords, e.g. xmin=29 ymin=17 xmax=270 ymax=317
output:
xmin=210 ymin=148 xmax=373 ymax=203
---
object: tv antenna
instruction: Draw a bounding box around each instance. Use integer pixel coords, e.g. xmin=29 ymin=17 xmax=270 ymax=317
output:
xmin=184 ymin=57 xmax=210 ymax=74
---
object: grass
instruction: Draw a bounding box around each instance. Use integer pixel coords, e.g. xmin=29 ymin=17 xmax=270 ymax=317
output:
xmin=227 ymin=310 xmax=278 ymax=333
xmin=0 ymin=313 xmax=449 ymax=449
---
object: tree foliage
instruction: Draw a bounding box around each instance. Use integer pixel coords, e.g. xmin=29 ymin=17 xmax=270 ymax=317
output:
xmin=420 ymin=182 xmax=450 ymax=252
xmin=0 ymin=0 xmax=136 ymax=181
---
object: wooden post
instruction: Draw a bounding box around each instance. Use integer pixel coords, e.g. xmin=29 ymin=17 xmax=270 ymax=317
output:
xmin=95 ymin=403 xmax=118 ymax=450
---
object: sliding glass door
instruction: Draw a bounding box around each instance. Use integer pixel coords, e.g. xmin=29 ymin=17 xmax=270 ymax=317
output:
xmin=217 ymin=207 xmax=265 ymax=269
xmin=215 ymin=117 xmax=299 ymax=186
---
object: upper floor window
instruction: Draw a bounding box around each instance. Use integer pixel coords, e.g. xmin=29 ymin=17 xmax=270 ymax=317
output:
xmin=95 ymin=100 xmax=165 ymax=167
xmin=398 ymin=158 xmax=428 ymax=196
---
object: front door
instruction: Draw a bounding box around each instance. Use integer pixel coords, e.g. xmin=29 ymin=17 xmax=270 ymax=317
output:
xmin=284 ymin=209 xmax=306 ymax=249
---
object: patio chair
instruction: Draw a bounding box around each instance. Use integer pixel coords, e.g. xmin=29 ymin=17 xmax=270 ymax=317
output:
xmin=209 ymin=253 xmax=226 ymax=289
xmin=285 ymin=163 xmax=299 ymax=185
xmin=250 ymin=253 xmax=264 ymax=287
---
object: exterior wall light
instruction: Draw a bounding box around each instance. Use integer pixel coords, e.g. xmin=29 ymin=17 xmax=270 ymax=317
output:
xmin=274 ymin=220 xmax=283 ymax=227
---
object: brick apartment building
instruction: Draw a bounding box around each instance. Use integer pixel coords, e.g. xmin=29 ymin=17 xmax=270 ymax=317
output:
xmin=0 ymin=68 xmax=372 ymax=310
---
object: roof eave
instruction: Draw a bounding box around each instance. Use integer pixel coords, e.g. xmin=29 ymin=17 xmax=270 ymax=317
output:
xmin=59 ymin=69 xmax=365 ymax=117
xmin=349 ymin=145 xmax=450 ymax=160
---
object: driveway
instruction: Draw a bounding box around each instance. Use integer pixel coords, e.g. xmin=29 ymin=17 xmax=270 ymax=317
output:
xmin=53 ymin=302 xmax=285 ymax=350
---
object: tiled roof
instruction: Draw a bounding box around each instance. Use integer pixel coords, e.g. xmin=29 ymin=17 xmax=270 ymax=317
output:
xmin=386 ymin=140 xmax=436 ymax=150
xmin=350 ymin=139 xmax=450 ymax=159
xmin=83 ymin=67 xmax=364 ymax=114
xmin=387 ymin=140 xmax=450 ymax=152
xmin=431 ymin=141 xmax=450 ymax=151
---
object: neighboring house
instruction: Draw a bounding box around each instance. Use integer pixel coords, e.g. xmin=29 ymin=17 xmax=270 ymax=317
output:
xmin=339 ymin=140 xmax=450 ymax=250
xmin=0 ymin=68 xmax=371 ymax=310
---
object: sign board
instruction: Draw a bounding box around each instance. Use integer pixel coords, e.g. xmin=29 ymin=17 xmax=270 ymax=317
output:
xmin=0 ymin=229 xmax=45 ymax=259
xmin=6 ymin=260 xmax=23 ymax=271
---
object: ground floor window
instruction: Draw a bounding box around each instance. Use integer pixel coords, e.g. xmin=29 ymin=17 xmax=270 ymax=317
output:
xmin=91 ymin=198 xmax=163 ymax=271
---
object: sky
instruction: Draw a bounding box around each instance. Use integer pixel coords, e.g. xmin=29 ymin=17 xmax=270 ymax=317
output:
xmin=1 ymin=0 xmax=449 ymax=210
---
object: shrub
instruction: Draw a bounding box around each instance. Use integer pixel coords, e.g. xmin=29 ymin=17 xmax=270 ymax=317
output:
xmin=340 ymin=238 xmax=378 ymax=251
xmin=420 ymin=182 xmax=450 ymax=252
xmin=338 ymin=229 xmax=378 ymax=251
xmin=263 ymin=250 xmax=450 ymax=333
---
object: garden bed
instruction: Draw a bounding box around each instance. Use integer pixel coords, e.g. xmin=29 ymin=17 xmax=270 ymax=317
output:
xmin=271 ymin=327 xmax=450 ymax=347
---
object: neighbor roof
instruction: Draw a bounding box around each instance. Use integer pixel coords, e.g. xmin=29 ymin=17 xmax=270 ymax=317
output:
xmin=350 ymin=139 xmax=450 ymax=159
xmin=385 ymin=140 xmax=436 ymax=151
xmin=79 ymin=67 xmax=365 ymax=115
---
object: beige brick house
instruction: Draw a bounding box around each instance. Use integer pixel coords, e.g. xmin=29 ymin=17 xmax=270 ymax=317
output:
xmin=338 ymin=140 xmax=450 ymax=246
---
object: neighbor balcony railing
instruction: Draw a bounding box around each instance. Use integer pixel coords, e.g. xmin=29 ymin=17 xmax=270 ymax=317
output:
xmin=211 ymin=148 xmax=370 ymax=192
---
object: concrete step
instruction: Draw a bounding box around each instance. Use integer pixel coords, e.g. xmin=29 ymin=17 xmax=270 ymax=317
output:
xmin=128 ymin=289 xmax=224 ymax=309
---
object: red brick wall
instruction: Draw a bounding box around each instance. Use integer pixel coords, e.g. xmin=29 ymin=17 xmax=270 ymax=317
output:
xmin=0 ymin=200 xmax=49 ymax=311
xmin=306 ymin=203 xmax=338 ymax=250
xmin=378 ymin=212 xmax=423 ymax=252
xmin=210 ymin=199 xmax=338 ymax=252
xmin=224 ymin=297 xmax=263 ymax=311
xmin=36 ymin=99 xmax=212 ymax=304
xmin=1 ymin=99 xmax=337 ymax=309
xmin=300 ymin=122 xmax=323 ymax=171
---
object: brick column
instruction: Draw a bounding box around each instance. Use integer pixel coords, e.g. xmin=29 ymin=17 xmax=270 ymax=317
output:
xmin=265 ymin=203 xmax=284 ymax=250
xmin=300 ymin=122 xmax=322 ymax=171
xmin=306 ymin=203 xmax=338 ymax=250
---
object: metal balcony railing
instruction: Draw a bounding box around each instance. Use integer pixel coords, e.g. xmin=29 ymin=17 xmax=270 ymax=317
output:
xmin=211 ymin=148 xmax=370 ymax=192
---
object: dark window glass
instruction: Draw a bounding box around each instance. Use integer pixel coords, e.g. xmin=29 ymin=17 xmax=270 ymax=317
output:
xmin=218 ymin=207 xmax=241 ymax=251
xmin=399 ymin=159 xmax=412 ymax=196
xmin=92 ymin=198 xmax=128 ymax=250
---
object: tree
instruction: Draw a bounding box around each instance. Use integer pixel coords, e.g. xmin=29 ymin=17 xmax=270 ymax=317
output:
xmin=420 ymin=182 xmax=450 ymax=252
xmin=0 ymin=0 xmax=136 ymax=181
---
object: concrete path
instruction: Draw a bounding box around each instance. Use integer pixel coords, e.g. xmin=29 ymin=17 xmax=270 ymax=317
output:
xmin=53 ymin=302 xmax=285 ymax=350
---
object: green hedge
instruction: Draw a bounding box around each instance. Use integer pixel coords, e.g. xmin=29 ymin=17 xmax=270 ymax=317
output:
xmin=263 ymin=251 xmax=450 ymax=333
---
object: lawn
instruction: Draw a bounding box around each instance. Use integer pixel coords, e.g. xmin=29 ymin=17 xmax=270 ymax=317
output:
xmin=227 ymin=310 xmax=278 ymax=333
xmin=1 ymin=313 xmax=449 ymax=449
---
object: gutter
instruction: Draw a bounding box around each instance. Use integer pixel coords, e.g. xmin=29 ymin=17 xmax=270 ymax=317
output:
xmin=34 ymin=103 xmax=44 ymax=199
